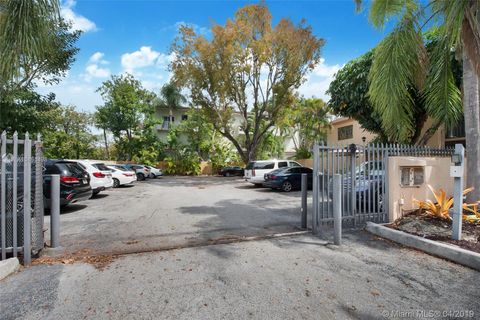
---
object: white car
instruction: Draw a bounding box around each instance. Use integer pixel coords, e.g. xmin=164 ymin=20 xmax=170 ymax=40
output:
xmin=146 ymin=166 xmax=163 ymax=178
xmin=107 ymin=165 xmax=137 ymax=187
xmin=244 ymin=160 xmax=302 ymax=186
xmin=73 ymin=160 xmax=114 ymax=196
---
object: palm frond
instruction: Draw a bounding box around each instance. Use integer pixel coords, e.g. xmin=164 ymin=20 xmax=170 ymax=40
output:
xmin=368 ymin=15 xmax=426 ymax=142
xmin=423 ymin=30 xmax=462 ymax=128
xmin=369 ymin=0 xmax=418 ymax=28
xmin=0 ymin=0 xmax=60 ymax=81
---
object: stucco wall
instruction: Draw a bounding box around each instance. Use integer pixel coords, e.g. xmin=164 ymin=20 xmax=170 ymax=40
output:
xmin=326 ymin=118 xmax=377 ymax=145
xmin=387 ymin=156 xmax=466 ymax=222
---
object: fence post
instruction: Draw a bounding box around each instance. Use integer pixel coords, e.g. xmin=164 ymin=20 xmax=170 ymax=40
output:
xmin=1 ymin=131 xmax=6 ymax=260
xmin=23 ymin=133 xmax=32 ymax=265
xmin=50 ymin=175 xmax=60 ymax=248
xmin=301 ymin=174 xmax=307 ymax=229
xmin=312 ymin=143 xmax=319 ymax=234
xmin=452 ymin=144 xmax=465 ymax=241
xmin=333 ymin=174 xmax=342 ymax=245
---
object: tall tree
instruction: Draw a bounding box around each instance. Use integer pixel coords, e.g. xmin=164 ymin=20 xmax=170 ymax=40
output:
xmin=43 ymin=105 xmax=96 ymax=159
xmin=171 ymin=3 xmax=324 ymax=163
xmin=95 ymin=74 xmax=155 ymax=160
xmin=278 ymin=97 xmax=331 ymax=158
xmin=156 ymin=82 xmax=187 ymax=127
xmin=361 ymin=0 xmax=480 ymax=200
xmin=0 ymin=0 xmax=60 ymax=83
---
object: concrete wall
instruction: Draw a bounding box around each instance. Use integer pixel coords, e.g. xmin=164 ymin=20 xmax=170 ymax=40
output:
xmin=387 ymin=156 xmax=465 ymax=222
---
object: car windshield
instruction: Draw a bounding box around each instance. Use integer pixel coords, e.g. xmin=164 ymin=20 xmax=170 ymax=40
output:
xmin=56 ymin=162 xmax=85 ymax=176
xmin=92 ymin=163 xmax=111 ymax=171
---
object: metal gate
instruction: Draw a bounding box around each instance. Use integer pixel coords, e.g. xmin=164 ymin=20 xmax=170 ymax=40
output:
xmin=311 ymin=142 xmax=453 ymax=232
xmin=0 ymin=131 xmax=44 ymax=265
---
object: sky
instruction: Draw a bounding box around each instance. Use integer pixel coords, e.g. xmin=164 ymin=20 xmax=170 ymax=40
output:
xmin=36 ymin=0 xmax=392 ymax=113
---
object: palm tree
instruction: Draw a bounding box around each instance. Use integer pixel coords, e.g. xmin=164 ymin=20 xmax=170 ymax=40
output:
xmin=0 ymin=0 xmax=60 ymax=82
xmin=157 ymin=82 xmax=187 ymax=129
xmin=361 ymin=0 xmax=480 ymax=200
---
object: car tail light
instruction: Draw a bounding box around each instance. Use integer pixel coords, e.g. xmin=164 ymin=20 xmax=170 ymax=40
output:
xmin=123 ymin=173 xmax=133 ymax=177
xmin=60 ymin=176 xmax=79 ymax=184
xmin=92 ymin=172 xmax=105 ymax=178
xmin=252 ymin=169 xmax=256 ymax=177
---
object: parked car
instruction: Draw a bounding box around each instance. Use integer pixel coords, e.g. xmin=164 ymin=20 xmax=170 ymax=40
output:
xmin=123 ymin=164 xmax=151 ymax=181
xmin=43 ymin=160 xmax=92 ymax=207
xmin=73 ymin=160 xmax=113 ymax=196
xmin=107 ymin=165 xmax=137 ymax=187
xmin=146 ymin=166 xmax=163 ymax=178
xmin=244 ymin=160 xmax=302 ymax=186
xmin=219 ymin=166 xmax=244 ymax=177
xmin=263 ymin=167 xmax=313 ymax=192
xmin=328 ymin=160 xmax=385 ymax=210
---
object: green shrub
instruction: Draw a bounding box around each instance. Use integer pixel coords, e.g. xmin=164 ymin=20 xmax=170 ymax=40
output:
xmin=164 ymin=148 xmax=201 ymax=175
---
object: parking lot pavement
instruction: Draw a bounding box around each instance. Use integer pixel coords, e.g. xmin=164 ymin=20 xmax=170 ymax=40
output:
xmin=44 ymin=176 xmax=312 ymax=256
xmin=2 ymin=231 xmax=479 ymax=320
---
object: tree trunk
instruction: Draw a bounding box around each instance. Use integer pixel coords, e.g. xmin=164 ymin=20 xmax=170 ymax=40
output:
xmin=103 ymin=129 xmax=110 ymax=159
xmin=463 ymin=50 xmax=480 ymax=202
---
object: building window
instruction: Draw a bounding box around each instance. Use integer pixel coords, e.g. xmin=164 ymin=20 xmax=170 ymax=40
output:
xmin=338 ymin=125 xmax=353 ymax=140
xmin=182 ymin=115 xmax=188 ymax=121
xmin=400 ymin=167 xmax=424 ymax=187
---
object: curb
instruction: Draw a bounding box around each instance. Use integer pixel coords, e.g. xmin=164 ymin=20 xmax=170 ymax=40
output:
xmin=0 ymin=257 xmax=20 ymax=281
xmin=366 ymin=222 xmax=480 ymax=271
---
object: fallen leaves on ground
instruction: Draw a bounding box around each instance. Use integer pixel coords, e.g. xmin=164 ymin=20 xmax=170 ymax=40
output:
xmin=32 ymin=249 xmax=116 ymax=270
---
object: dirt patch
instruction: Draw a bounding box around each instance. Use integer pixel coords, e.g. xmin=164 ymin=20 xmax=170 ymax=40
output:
xmin=33 ymin=249 xmax=116 ymax=270
xmin=388 ymin=212 xmax=480 ymax=254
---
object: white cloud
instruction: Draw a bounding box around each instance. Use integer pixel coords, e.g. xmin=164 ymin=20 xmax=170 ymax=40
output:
xmin=121 ymin=46 xmax=161 ymax=72
xmin=174 ymin=21 xmax=210 ymax=36
xmin=88 ymin=52 xmax=108 ymax=64
xmin=84 ymin=64 xmax=110 ymax=80
xmin=83 ymin=52 xmax=110 ymax=81
xmin=36 ymin=82 xmax=102 ymax=113
xmin=61 ymin=0 xmax=97 ymax=33
xmin=298 ymin=59 xmax=342 ymax=101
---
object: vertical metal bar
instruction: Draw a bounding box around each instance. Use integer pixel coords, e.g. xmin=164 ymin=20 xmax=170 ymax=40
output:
xmin=34 ymin=138 xmax=44 ymax=251
xmin=333 ymin=174 xmax=342 ymax=245
xmin=312 ymin=143 xmax=319 ymax=234
xmin=50 ymin=175 xmax=60 ymax=247
xmin=1 ymin=131 xmax=6 ymax=260
xmin=383 ymin=143 xmax=389 ymax=222
xmin=350 ymin=145 xmax=356 ymax=226
xmin=301 ymin=174 xmax=307 ymax=229
xmin=23 ymin=133 xmax=32 ymax=265
xmin=367 ymin=144 xmax=375 ymax=220
xmin=321 ymin=144 xmax=325 ymax=222
xmin=325 ymin=146 xmax=330 ymax=220
xmin=341 ymin=144 xmax=345 ymax=222
xmin=376 ymin=143 xmax=380 ymax=223
xmin=12 ymin=132 xmax=18 ymax=257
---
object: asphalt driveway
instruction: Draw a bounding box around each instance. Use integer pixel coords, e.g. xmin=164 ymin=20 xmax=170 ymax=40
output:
xmin=44 ymin=176 xmax=310 ymax=256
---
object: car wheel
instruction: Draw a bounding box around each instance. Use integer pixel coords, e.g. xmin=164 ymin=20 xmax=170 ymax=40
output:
xmin=282 ymin=181 xmax=293 ymax=192
xmin=225 ymin=172 xmax=231 ymax=177
xmin=113 ymin=178 xmax=120 ymax=188
xmin=137 ymin=173 xmax=145 ymax=181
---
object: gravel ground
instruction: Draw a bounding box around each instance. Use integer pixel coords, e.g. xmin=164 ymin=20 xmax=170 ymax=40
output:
xmin=1 ymin=231 xmax=479 ymax=320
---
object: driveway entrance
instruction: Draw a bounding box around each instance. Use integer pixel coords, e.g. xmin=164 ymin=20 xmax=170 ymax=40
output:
xmin=45 ymin=176 xmax=307 ymax=256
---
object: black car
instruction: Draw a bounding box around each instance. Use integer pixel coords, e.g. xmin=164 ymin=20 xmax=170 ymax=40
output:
xmin=219 ymin=166 xmax=244 ymax=177
xmin=43 ymin=160 xmax=92 ymax=208
xmin=263 ymin=167 xmax=313 ymax=192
